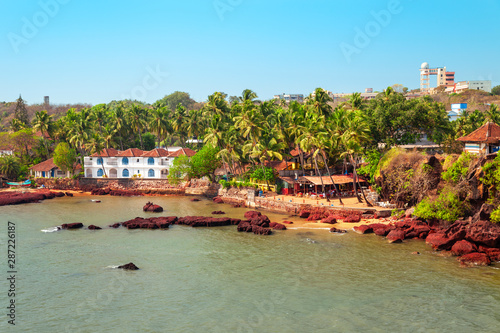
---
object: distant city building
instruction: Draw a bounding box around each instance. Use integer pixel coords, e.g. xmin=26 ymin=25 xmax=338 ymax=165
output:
xmin=447 ymin=103 xmax=467 ymax=121
xmin=445 ymin=80 xmax=492 ymax=94
xmin=330 ymin=92 xmax=378 ymax=101
xmin=44 ymin=96 xmax=49 ymax=105
xmin=365 ymin=88 xmax=373 ymax=93
xmin=420 ymin=62 xmax=455 ymax=92
xmin=273 ymin=93 xmax=304 ymax=103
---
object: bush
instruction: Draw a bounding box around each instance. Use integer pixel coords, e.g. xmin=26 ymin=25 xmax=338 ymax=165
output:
xmin=219 ymin=179 xmax=230 ymax=189
xmin=251 ymin=166 xmax=275 ymax=182
xmin=414 ymin=189 xmax=468 ymax=222
xmin=442 ymin=152 xmax=474 ymax=184
xmin=374 ymin=148 xmax=403 ymax=179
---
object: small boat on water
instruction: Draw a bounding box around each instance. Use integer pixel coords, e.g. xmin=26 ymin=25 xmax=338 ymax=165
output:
xmin=7 ymin=179 xmax=31 ymax=187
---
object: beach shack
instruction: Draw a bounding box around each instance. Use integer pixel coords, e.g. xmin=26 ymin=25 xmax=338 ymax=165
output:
xmin=280 ymin=174 xmax=368 ymax=197
xmin=457 ymin=122 xmax=500 ymax=155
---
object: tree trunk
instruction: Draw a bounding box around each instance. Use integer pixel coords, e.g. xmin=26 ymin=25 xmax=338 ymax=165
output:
xmin=350 ymin=156 xmax=362 ymax=203
xmin=312 ymin=155 xmax=325 ymax=195
xmin=321 ymin=151 xmax=343 ymax=205
xmin=138 ymin=129 xmax=144 ymax=149
xmin=297 ymin=144 xmax=307 ymax=177
xmin=261 ymin=161 xmax=270 ymax=191
xmin=352 ymin=157 xmax=372 ymax=207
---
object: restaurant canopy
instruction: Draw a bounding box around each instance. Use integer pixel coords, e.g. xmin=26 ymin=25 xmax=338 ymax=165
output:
xmin=300 ymin=175 xmax=365 ymax=185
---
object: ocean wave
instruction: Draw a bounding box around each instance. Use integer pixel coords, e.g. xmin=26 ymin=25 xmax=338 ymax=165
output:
xmin=41 ymin=226 xmax=61 ymax=233
xmin=105 ymin=265 xmax=119 ymax=269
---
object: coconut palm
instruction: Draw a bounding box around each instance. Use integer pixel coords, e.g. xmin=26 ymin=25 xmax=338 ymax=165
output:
xmin=306 ymin=88 xmax=333 ymax=117
xmin=338 ymin=110 xmax=372 ymax=205
xmin=239 ymin=89 xmax=258 ymax=103
xmin=128 ymin=104 xmax=147 ymax=149
xmin=485 ymin=104 xmax=500 ymax=124
xmin=149 ymin=107 xmax=170 ymax=147
xmin=32 ymin=110 xmax=53 ymax=157
xmin=0 ymin=155 xmax=20 ymax=179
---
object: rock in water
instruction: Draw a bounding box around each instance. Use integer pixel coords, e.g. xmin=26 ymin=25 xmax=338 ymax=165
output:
xmin=61 ymin=223 xmax=84 ymax=229
xmin=118 ymin=262 xmax=139 ymax=270
xmin=88 ymin=225 xmax=102 ymax=230
xmin=143 ymin=202 xmax=164 ymax=212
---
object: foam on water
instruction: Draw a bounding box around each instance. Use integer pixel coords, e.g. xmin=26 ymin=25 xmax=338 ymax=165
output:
xmin=41 ymin=226 xmax=60 ymax=233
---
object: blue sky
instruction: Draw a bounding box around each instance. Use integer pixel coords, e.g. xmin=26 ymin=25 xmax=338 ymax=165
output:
xmin=1 ymin=0 xmax=499 ymax=105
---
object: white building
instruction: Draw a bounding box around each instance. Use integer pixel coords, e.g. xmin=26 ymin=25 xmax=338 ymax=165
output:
xmin=273 ymin=93 xmax=304 ymax=103
xmin=83 ymin=147 xmax=196 ymax=179
xmin=445 ymin=80 xmax=492 ymax=94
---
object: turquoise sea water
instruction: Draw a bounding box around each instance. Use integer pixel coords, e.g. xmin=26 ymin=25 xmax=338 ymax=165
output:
xmin=0 ymin=195 xmax=499 ymax=332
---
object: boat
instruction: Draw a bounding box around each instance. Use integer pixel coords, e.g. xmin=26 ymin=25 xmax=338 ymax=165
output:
xmin=7 ymin=179 xmax=31 ymax=187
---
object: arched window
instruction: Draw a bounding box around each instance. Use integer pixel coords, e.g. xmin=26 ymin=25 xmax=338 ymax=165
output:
xmin=97 ymin=169 xmax=104 ymax=177
xmin=122 ymin=157 xmax=129 ymax=165
xmin=148 ymin=157 xmax=155 ymax=165
xmin=122 ymin=169 xmax=130 ymax=177
xmin=148 ymin=169 xmax=155 ymax=177
xmin=97 ymin=157 xmax=103 ymax=165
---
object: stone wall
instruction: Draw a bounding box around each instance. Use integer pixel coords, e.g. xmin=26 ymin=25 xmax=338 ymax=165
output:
xmin=34 ymin=178 xmax=80 ymax=190
xmin=33 ymin=177 xmax=219 ymax=197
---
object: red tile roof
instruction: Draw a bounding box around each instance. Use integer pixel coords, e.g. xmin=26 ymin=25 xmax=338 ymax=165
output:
xmin=457 ymin=122 xmax=500 ymax=143
xmin=30 ymin=158 xmax=58 ymax=172
xmin=141 ymin=148 xmax=171 ymax=157
xmin=116 ymin=148 xmax=144 ymax=157
xmin=91 ymin=148 xmax=120 ymax=157
xmin=170 ymin=148 xmax=196 ymax=157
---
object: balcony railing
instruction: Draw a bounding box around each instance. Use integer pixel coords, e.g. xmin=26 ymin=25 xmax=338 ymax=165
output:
xmin=84 ymin=161 xmax=93 ymax=166
xmin=106 ymin=161 xmax=118 ymax=165
xmin=158 ymin=161 xmax=169 ymax=166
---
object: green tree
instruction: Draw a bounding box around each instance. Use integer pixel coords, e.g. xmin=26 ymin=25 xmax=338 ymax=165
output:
xmin=492 ymin=85 xmax=500 ymax=96
xmin=53 ymin=142 xmax=77 ymax=175
xmin=0 ymin=155 xmax=20 ymax=179
xmin=13 ymin=95 xmax=29 ymax=126
xmin=306 ymin=88 xmax=333 ymax=117
xmin=189 ymin=144 xmax=221 ymax=181
xmin=11 ymin=128 xmax=36 ymax=163
xmin=155 ymin=91 xmax=197 ymax=111
xmin=167 ymin=155 xmax=191 ymax=185
xmin=32 ymin=110 xmax=53 ymax=158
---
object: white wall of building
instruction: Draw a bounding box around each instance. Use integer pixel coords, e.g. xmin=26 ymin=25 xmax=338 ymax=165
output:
xmin=84 ymin=156 xmax=174 ymax=179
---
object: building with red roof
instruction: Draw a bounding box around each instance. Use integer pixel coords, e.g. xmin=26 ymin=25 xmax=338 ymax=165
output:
xmin=83 ymin=147 xmax=197 ymax=179
xmin=30 ymin=158 xmax=81 ymax=178
xmin=457 ymin=122 xmax=500 ymax=154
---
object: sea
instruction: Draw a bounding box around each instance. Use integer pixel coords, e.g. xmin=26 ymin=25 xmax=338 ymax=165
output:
xmin=0 ymin=195 xmax=499 ymax=332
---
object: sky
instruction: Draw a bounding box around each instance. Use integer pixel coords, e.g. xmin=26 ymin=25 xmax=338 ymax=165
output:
xmin=0 ymin=0 xmax=499 ymax=105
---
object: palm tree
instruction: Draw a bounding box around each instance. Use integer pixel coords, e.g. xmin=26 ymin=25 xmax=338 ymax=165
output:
xmin=306 ymin=88 xmax=333 ymax=117
xmin=244 ymin=134 xmax=285 ymax=191
xmin=32 ymin=110 xmax=53 ymax=158
xmin=149 ymin=107 xmax=170 ymax=147
xmin=88 ymin=133 xmax=107 ymax=177
xmin=0 ymin=155 xmax=20 ymax=180
xmin=343 ymin=92 xmax=365 ymax=111
xmin=339 ymin=110 xmax=372 ymax=205
xmin=239 ymin=89 xmax=258 ymax=103
xmin=128 ymin=104 xmax=147 ymax=149
xmin=111 ymin=103 xmax=127 ymax=150
xmin=485 ymin=104 xmax=500 ymax=124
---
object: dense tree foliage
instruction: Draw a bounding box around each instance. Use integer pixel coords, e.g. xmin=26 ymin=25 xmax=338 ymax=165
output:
xmin=53 ymin=142 xmax=77 ymax=174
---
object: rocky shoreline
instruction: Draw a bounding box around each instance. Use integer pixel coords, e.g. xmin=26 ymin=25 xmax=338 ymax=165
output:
xmin=5 ymin=186 xmax=499 ymax=268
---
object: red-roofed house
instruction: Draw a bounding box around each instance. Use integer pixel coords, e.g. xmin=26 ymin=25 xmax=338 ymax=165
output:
xmin=30 ymin=158 xmax=81 ymax=178
xmin=457 ymin=122 xmax=500 ymax=154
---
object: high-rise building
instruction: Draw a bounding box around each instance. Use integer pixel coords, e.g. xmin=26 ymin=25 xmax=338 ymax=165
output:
xmin=44 ymin=96 xmax=49 ymax=105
